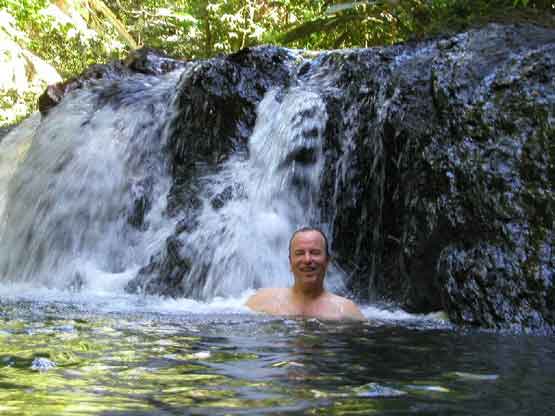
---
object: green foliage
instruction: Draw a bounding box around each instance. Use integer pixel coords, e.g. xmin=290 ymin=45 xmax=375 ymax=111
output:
xmin=3 ymin=0 xmax=554 ymax=77
xmin=1 ymin=0 xmax=126 ymax=78
xmin=0 ymin=0 xmax=48 ymax=21
xmin=27 ymin=23 xmax=121 ymax=79
xmin=275 ymin=0 xmax=555 ymax=49
xmin=109 ymin=0 xmax=326 ymax=59
xmin=0 ymin=89 xmax=37 ymax=126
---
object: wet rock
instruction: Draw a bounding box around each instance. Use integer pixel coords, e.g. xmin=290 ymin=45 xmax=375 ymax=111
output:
xmin=128 ymin=177 xmax=154 ymax=229
xmin=127 ymin=46 xmax=299 ymax=296
xmin=161 ymin=46 xmax=299 ymax=218
xmin=38 ymin=48 xmax=186 ymax=115
xmin=125 ymin=236 xmax=193 ymax=297
xmin=315 ymin=24 xmax=555 ymax=331
xmin=167 ymin=45 xmax=299 ymax=173
xmin=119 ymin=25 xmax=555 ymax=330
xmin=123 ymin=47 xmax=188 ymax=75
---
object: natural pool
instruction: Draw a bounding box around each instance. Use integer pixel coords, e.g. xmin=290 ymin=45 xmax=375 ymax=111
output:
xmin=1 ymin=289 xmax=553 ymax=415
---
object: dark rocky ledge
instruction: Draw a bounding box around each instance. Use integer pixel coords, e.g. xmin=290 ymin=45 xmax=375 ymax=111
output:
xmin=45 ymin=24 xmax=555 ymax=331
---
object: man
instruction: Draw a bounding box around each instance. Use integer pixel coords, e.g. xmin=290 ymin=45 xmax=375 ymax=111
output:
xmin=246 ymin=227 xmax=365 ymax=321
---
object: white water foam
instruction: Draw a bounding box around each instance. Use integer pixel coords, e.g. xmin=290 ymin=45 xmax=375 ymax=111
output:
xmin=0 ymin=82 xmax=346 ymax=307
xmin=180 ymin=87 xmax=346 ymax=299
xmin=0 ymin=113 xmax=40 ymax=219
xmin=0 ymin=71 xmax=183 ymax=289
xmin=0 ymin=279 xmax=448 ymax=324
xmin=361 ymin=305 xmax=449 ymax=323
xmin=0 ymin=78 xmax=445 ymax=324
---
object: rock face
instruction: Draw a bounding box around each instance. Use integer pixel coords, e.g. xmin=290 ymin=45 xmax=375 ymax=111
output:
xmin=45 ymin=24 xmax=555 ymax=331
xmin=319 ymin=24 xmax=555 ymax=331
xmin=166 ymin=46 xmax=298 ymax=189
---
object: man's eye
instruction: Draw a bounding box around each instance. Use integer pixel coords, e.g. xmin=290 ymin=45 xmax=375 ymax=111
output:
xmin=310 ymin=250 xmax=321 ymax=255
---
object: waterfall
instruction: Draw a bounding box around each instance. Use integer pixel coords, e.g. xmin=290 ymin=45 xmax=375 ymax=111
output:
xmin=0 ymin=74 xmax=346 ymax=298
xmin=0 ymin=114 xmax=40 ymax=221
xmin=0 ymin=71 xmax=183 ymax=291
xmin=179 ymin=87 xmax=345 ymax=299
xmin=1 ymin=27 xmax=549 ymax=326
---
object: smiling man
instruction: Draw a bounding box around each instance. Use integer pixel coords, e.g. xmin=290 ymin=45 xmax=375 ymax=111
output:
xmin=246 ymin=227 xmax=365 ymax=321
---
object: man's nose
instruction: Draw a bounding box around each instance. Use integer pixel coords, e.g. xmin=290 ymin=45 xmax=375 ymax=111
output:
xmin=302 ymin=253 xmax=312 ymax=263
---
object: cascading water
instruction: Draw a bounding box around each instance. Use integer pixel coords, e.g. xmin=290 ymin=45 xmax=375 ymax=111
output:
xmin=0 ymin=73 xmax=345 ymax=299
xmin=0 ymin=114 xmax=40 ymax=220
xmin=0 ymin=71 xmax=183 ymax=292
xmin=179 ymin=87 xmax=345 ymax=299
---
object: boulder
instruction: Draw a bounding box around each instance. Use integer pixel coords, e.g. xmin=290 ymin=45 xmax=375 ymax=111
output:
xmin=55 ymin=24 xmax=553 ymax=330
xmin=318 ymin=24 xmax=555 ymax=330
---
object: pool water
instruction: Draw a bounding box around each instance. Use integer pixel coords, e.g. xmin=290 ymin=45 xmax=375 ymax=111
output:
xmin=0 ymin=292 xmax=553 ymax=415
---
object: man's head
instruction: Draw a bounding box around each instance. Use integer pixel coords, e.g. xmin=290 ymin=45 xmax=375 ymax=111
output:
xmin=288 ymin=227 xmax=329 ymax=259
xmin=289 ymin=227 xmax=330 ymax=291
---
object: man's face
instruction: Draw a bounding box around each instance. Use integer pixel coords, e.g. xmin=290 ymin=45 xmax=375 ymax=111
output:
xmin=289 ymin=230 xmax=329 ymax=288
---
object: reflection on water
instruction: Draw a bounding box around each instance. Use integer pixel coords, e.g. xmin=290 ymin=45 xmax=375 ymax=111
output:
xmin=0 ymin=298 xmax=554 ymax=415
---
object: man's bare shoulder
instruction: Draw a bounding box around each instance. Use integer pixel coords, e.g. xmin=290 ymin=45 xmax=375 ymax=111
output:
xmin=248 ymin=288 xmax=289 ymax=301
xmin=246 ymin=288 xmax=289 ymax=313
xmin=327 ymin=293 xmax=366 ymax=321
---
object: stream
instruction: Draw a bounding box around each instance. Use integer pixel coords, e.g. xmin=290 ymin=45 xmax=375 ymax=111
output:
xmin=0 ymin=289 xmax=553 ymax=415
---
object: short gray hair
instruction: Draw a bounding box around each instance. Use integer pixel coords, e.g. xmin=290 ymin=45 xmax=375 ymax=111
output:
xmin=288 ymin=227 xmax=330 ymax=258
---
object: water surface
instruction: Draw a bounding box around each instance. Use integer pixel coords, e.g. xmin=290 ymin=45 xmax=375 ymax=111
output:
xmin=0 ymin=292 xmax=553 ymax=415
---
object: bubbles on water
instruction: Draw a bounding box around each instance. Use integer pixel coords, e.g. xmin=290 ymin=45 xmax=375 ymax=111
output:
xmin=31 ymin=357 xmax=56 ymax=372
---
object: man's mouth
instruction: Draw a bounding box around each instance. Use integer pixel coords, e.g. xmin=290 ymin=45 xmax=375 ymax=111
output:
xmin=300 ymin=269 xmax=318 ymax=277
